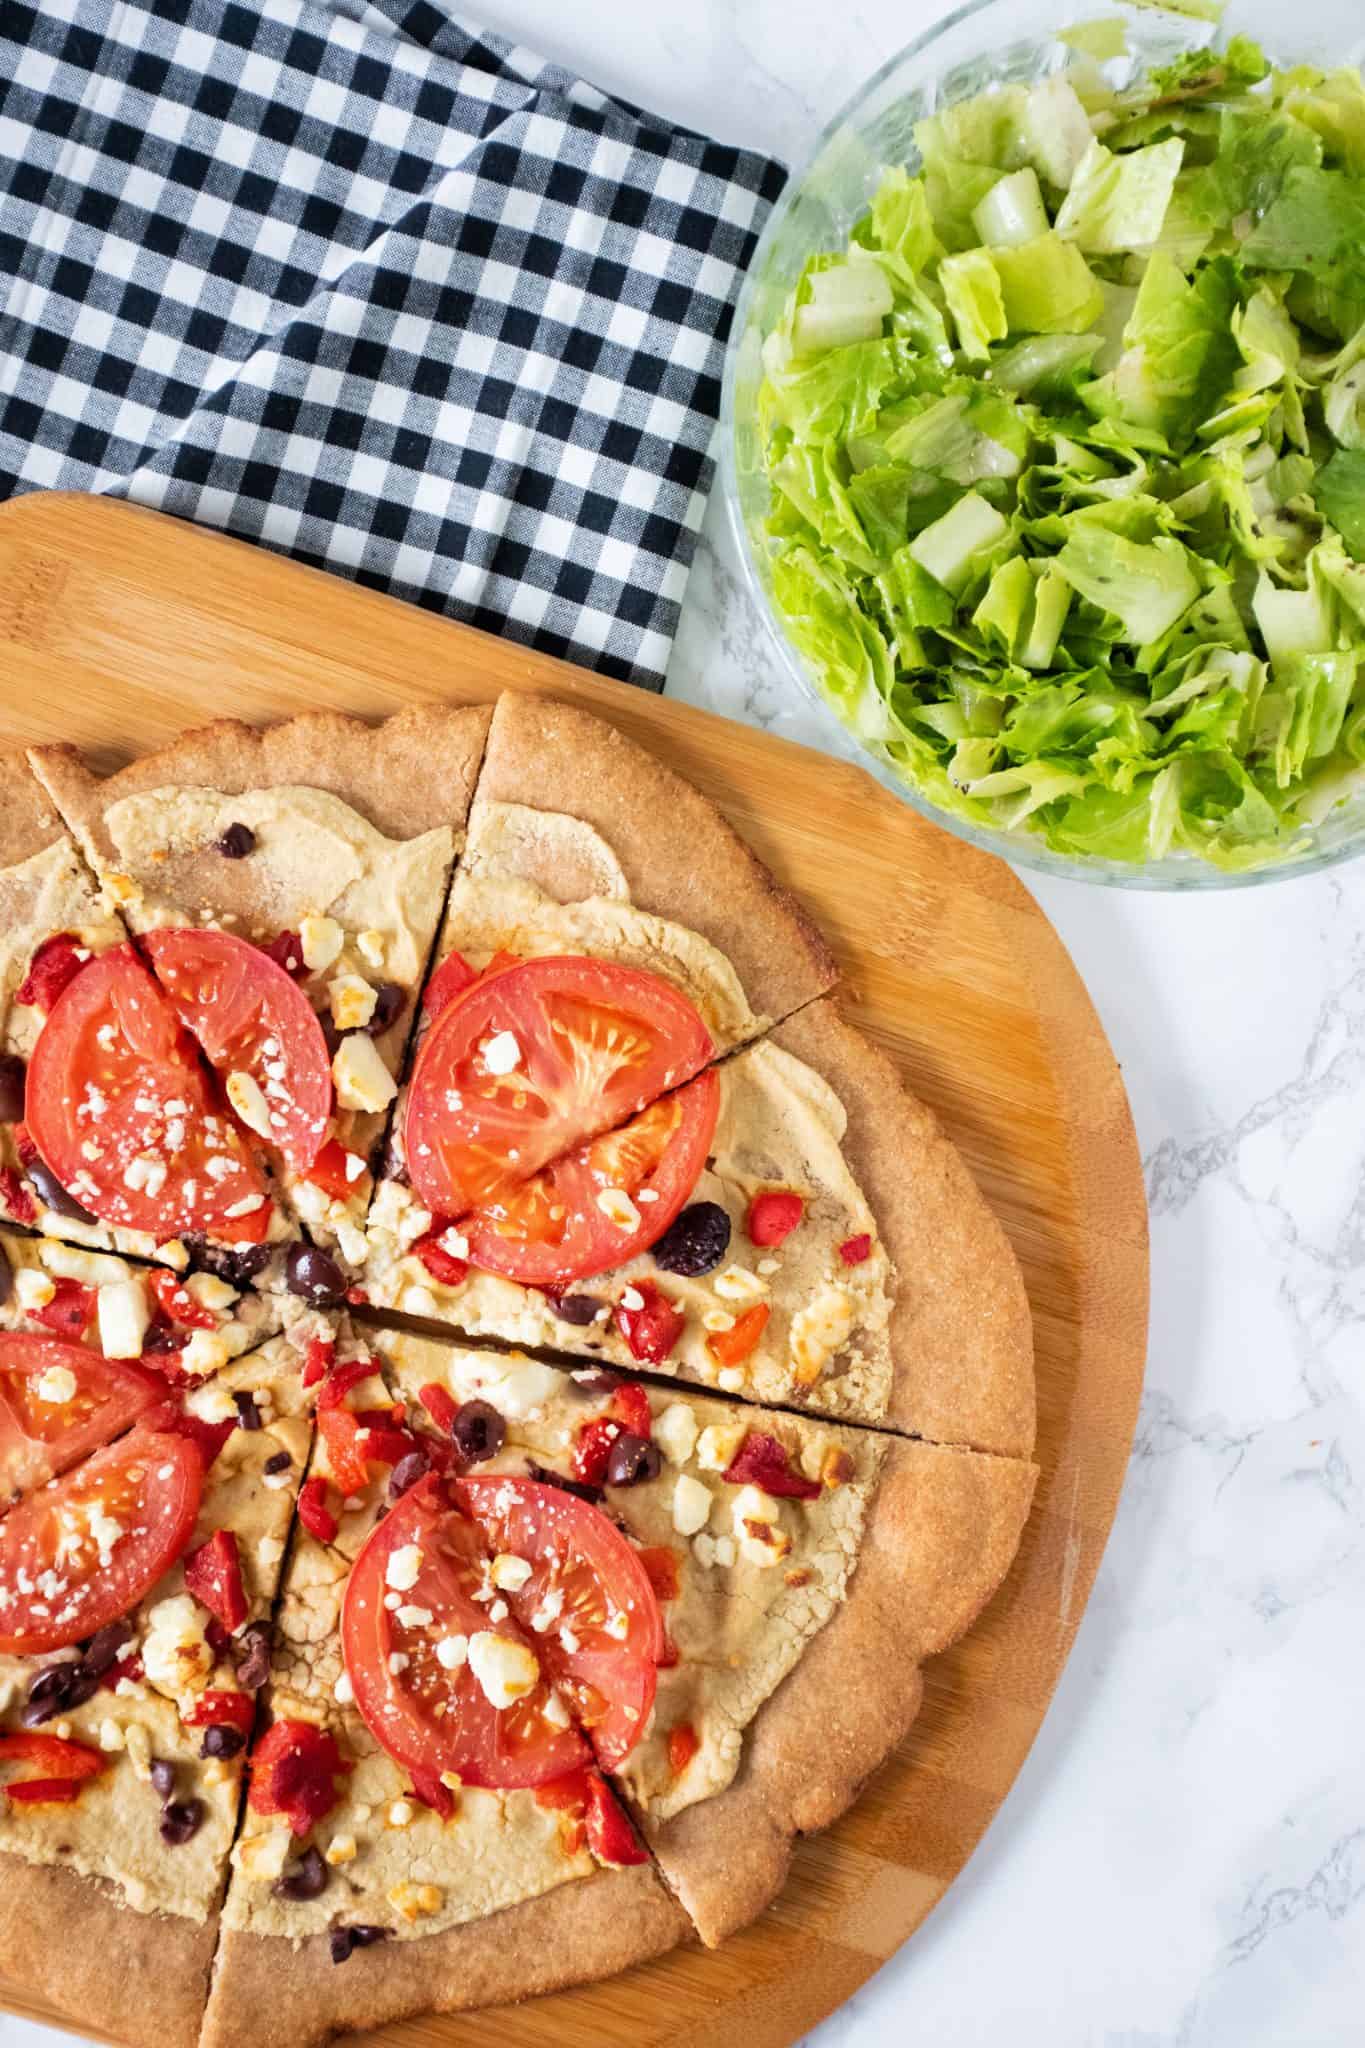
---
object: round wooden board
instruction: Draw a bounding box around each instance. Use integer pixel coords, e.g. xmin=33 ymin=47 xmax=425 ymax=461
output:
xmin=0 ymin=493 xmax=1149 ymax=2048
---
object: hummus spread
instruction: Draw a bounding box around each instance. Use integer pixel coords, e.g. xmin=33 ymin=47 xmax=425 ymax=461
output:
xmin=372 ymin=1331 xmax=884 ymax=1828
xmin=223 ymin=1335 xmax=596 ymax=1945
xmin=366 ymin=1038 xmax=895 ymax=1422
xmin=0 ymin=1333 xmax=313 ymax=1920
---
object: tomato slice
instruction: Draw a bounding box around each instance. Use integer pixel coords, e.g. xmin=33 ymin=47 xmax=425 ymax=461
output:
xmin=0 ymin=1333 xmax=162 ymax=1503
xmin=461 ymin=1070 xmax=719 ymax=1288
xmin=142 ymin=929 xmax=332 ymax=1175
xmin=405 ymin=956 xmax=714 ymax=1217
xmin=0 ymin=1428 xmax=203 ymax=1653
xmin=456 ymin=1476 xmax=662 ymax=1770
xmin=25 ymin=944 xmax=273 ymax=1242
xmin=342 ymin=1475 xmax=585 ymax=1792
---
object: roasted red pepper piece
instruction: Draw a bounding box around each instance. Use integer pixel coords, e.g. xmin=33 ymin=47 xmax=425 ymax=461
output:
xmin=614 ymin=1281 xmax=684 ymax=1366
xmin=31 ymin=1279 xmax=96 ymax=1340
xmin=610 ymin=1382 xmax=653 ymax=1440
xmin=667 ymin=1721 xmax=700 ymax=1776
xmin=746 ymin=1191 xmax=805 ymax=1246
xmin=248 ymin=1719 xmax=351 ymax=1836
xmin=838 ymin=1233 xmax=872 ymax=1266
xmin=17 ymin=934 xmax=90 ymax=1012
xmin=185 ymin=1689 xmax=255 ymax=1736
xmin=301 ymin=1336 xmax=336 ymax=1389
xmin=297 ymin=1476 xmax=338 ymax=1543
xmin=413 ymin=1233 xmax=469 ymax=1288
xmin=305 ymin=1139 xmax=366 ymax=1202
xmin=0 ymin=1729 xmax=105 ymax=1806
xmin=185 ymin=1528 xmax=249 ymax=1634
xmin=704 ymin=1302 xmax=769 ymax=1369
xmin=722 ymin=1429 xmax=822 ymax=1501
xmin=149 ymin=1269 xmax=216 ymax=1329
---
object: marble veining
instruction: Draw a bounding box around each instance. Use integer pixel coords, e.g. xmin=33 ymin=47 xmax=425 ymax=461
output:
xmin=4 ymin=4 xmax=1363 ymax=2046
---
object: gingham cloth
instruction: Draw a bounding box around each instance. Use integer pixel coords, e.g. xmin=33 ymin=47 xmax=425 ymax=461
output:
xmin=0 ymin=0 xmax=785 ymax=687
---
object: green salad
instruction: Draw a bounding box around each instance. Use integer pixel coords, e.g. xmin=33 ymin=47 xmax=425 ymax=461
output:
xmin=756 ymin=27 xmax=1365 ymax=868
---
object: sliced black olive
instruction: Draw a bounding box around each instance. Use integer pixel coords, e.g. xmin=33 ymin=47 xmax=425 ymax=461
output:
xmin=651 ymin=1201 xmax=730 ymax=1278
xmin=159 ymin=1798 xmax=204 ymax=1845
xmin=25 ymin=1152 xmax=95 ymax=1222
xmin=451 ymin=1399 xmax=505 ymax=1463
xmin=216 ymin=823 xmax=256 ymax=859
xmin=276 ymin=1845 xmax=328 ymax=1901
xmin=284 ymin=1242 xmax=345 ymax=1307
xmin=605 ymin=1432 xmax=662 ymax=1488
xmin=366 ymin=982 xmax=405 ymax=1036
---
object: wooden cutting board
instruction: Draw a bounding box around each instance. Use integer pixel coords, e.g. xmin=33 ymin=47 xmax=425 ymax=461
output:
xmin=0 ymin=492 xmax=1149 ymax=2048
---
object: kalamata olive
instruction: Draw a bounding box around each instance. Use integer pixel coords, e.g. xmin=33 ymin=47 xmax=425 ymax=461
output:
xmin=366 ymin=982 xmax=405 ymax=1036
xmin=216 ymin=823 xmax=256 ymax=859
xmin=605 ymin=1432 xmax=662 ymax=1488
xmin=451 ymin=1399 xmax=505 ymax=1463
xmin=233 ymin=1622 xmax=273 ymax=1692
xmin=159 ymin=1798 xmax=204 ymax=1846
xmin=25 ymin=1152 xmax=95 ymax=1222
xmin=233 ymin=1392 xmax=262 ymax=1430
xmin=140 ymin=1316 xmax=183 ymax=1355
xmin=284 ymin=1242 xmax=345 ymax=1307
xmin=0 ymin=1052 xmax=26 ymax=1122
xmin=200 ymin=1723 xmax=246 ymax=1760
xmin=330 ymin=1924 xmax=389 ymax=1964
xmin=263 ymin=930 xmax=306 ymax=978
xmin=550 ymin=1292 xmax=603 ymax=1327
xmin=276 ymin=1845 xmax=329 ymax=1901
xmin=21 ymin=1663 xmax=91 ymax=1725
xmin=149 ymin=1759 xmax=177 ymax=1799
xmin=388 ymin=1449 xmax=429 ymax=1499
xmin=81 ymin=1621 xmax=133 ymax=1678
xmin=262 ymin=1450 xmax=291 ymax=1475
xmin=184 ymin=1236 xmax=275 ymax=1288
xmin=651 ymin=1201 xmax=731 ymax=1278
xmin=321 ymin=1015 xmax=344 ymax=1058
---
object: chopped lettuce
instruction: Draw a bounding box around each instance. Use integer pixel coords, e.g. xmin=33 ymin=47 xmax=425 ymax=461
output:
xmin=754 ymin=31 xmax=1365 ymax=870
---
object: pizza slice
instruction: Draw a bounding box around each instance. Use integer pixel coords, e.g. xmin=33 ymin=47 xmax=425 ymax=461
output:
xmin=0 ymin=1322 xmax=320 ymax=2048
xmin=201 ymin=1320 xmax=685 ymax=2048
xmin=366 ymin=997 xmax=1034 ymax=1454
xmin=368 ymin=693 xmax=838 ymax=1256
xmin=30 ymin=706 xmax=490 ymax=1271
xmin=354 ymin=1325 xmax=1037 ymax=1945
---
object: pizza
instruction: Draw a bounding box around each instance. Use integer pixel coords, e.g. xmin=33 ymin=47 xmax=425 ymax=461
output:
xmin=0 ymin=695 xmax=1037 ymax=2048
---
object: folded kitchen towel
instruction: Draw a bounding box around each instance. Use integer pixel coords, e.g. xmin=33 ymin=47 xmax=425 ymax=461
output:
xmin=0 ymin=0 xmax=785 ymax=687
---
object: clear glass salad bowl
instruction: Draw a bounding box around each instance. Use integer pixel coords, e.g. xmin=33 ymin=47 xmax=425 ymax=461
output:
xmin=721 ymin=0 xmax=1365 ymax=888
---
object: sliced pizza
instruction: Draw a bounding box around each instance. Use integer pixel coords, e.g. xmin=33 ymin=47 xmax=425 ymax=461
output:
xmin=365 ymin=997 xmax=1034 ymax=1453
xmin=30 ymin=707 xmax=490 ymax=1269
xmin=0 ymin=1324 xmax=319 ymax=2048
xmin=352 ymin=1325 xmax=1037 ymax=1944
xmin=201 ymin=1321 xmax=684 ymax=2048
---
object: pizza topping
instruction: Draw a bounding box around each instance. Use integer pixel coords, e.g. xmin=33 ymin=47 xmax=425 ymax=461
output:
xmin=614 ymin=1280 xmax=685 ymax=1366
xmin=547 ymin=1291 xmax=604 ymax=1327
xmin=17 ymin=934 xmax=91 ymax=1013
xmin=216 ymin=823 xmax=256 ymax=859
xmin=651 ymin=1201 xmax=731 ymax=1277
xmin=651 ymin=1403 xmax=699 ymax=1467
xmin=284 ymin=1243 xmax=347 ymax=1308
xmin=730 ymin=1485 xmax=792 ymax=1567
xmin=450 ymin=1400 xmax=506 ymax=1463
xmin=0 ymin=1054 xmax=27 ymax=1122
xmin=143 ymin=928 xmax=334 ymax=1175
xmin=704 ymin=1303 xmax=770 ymax=1372
xmin=19 ymin=1619 xmax=135 ymax=1724
xmin=276 ymin=1844 xmax=329 ymax=1900
xmin=605 ymin=1432 xmax=662 ymax=1489
xmin=0 ymin=1728 xmax=106 ymax=1805
xmin=331 ymin=1033 xmax=397 ymax=1115
xmin=233 ymin=1391 xmax=263 ymax=1431
xmin=329 ymin=1924 xmax=390 ymax=1966
xmin=142 ymin=1592 xmax=215 ymax=1699
xmin=0 ymin=1332 xmax=162 ymax=1501
xmin=0 ymin=1168 xmax=35 ymax=1227
xmin=790 ymin=1284 xmax=855 ymax=1387
xmin=184 ymin=1528 xmax=249 ymax=1635
xmin=299 ymin=917 xmax=344 ymax=973
xmin=838 ymin=1233 xmax=873 ymax=1266
xmin=456 ymin=1475 xmax=663 ymax=1769
xmin=405 ymin=955 xmax=715 ymax=1217
xmin=233 ymin=1621 xmax=273 ymax=1692
xmin=0 ymin=1428 xmax=202 ymax=1654
xmin=420 ymin=949 xmax=478 ymax=1020
xmin=413 ymin=1233 xmax=468 ymax=1289
xmin=343 ymin=1476 xmax=587 ymax=1792
xmin=365 ymin=981 xmax=406 ymax=1038
xmin=21 ymin=1147 xmax=96 ymax=1224
xmin=722 ymin=1431 xmax=823 ymax=1501
xmin=160 ymin=1797 xmax=206 ymax=1846
xmin=671 ymin=1473 xmax=712 ymax=1537
xmin=747 ymin=1191 xmax=805 ymax=1246
xmin=31 ymin=1277 xmax=97 ymax=1339
xmin=667 ymin=1721 xmax=700 ymax=1775
xmin=184 ymin=1237 xmax=275 ymax=1289
xmin=249 ymin=1719 xmax=353 ymax=1837
xmin=298 ymin=1477 xmax=339 ymax=1544
xmin=187 ymin=1689 xmax=255 ymax=1737
xmin=25 ymin=945 xmax=274 ymax=1241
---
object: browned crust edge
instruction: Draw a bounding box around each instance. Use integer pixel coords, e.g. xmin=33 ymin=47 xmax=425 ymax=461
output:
xmin=199 ymin=1862 xmax=688 ymax=2048
xmin=0 ymin=748 xmax=67 ymax=874
xmin=772 ymin=998 xmax=1037 ymax=1457
xmin=29 ymin=702 xmax=492 ymax=859
xmin=638 ymin=1438 xmax=1038 ymax=1946
xmin=471 ymin=693 xmax=838 ymax=1027
xmin=0 ymin=1854 xmax=219 ymax=2048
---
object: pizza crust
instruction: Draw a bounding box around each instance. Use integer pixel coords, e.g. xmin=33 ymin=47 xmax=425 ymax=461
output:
xmin=469 ymin=694 xmax=838 ymax=1027
xmin=0 ymin=749 xmax=69 ymax=873
xmin=771 ymin=999 xmax=1036 ymax=1456
xmin=0 ymin=1854 xmax=219 ymax=2048
xmin=636 ymin=1438 xmax=1037 ymax=1945
xmin=200 ymin=1863 xmax=688 ymax=2048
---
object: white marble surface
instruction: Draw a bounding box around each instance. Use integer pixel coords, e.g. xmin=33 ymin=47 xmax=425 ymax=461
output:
xmin=4 ymin=4 xmax=1363 ymax=2048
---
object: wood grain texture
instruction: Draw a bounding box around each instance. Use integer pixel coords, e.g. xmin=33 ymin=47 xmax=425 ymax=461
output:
xmin=0 ymin=493 xmax=1149 ymax=2048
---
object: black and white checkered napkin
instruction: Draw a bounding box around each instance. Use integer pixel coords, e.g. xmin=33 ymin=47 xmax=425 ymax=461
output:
xmin=0 ymin=0 xmax=785 ymax=688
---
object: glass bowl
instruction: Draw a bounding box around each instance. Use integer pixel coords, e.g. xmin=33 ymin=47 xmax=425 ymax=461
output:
xmin=720 ymin=0 xmax=1365 ymax=888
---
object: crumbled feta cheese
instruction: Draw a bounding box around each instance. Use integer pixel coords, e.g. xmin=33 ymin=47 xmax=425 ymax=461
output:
xmin=695 ymin=1421 xmax=746 ymax=1472
xmin=180 ymin=1328 xmax=230 ymax=1378
xmin=329 ymin=973 xmax=377 ymax=1032
xmin=325 ymin=1833 xmax=358 ymax=1866
xmin=142 ymin=1593 xmax=214 ymax=1698
xmin=467 ymin=1631 xmax=540 ymax=1710
xmin=542 ymin=1689 xmax=571 ymax=1729
xmin=233 ymin=1827 xmax=291 ymax=1882
xmin=731 ymin=1484 xmax=791 ymax=1567
xmin=790 ymin=1285 xmax=854 ymax=1386
xmin=490 ymin=1553 xmax=532 ymax=1593
xmin=14 ymin=1268 xmax=55 ymax=1313
xmin=334 ymin=1671 xmax=354 ymax=1705
xmin=482 ymin=1030 xmax=521 ymax=1075
xmin=387 ymin=1799 xmax=414 ymax=1828
xmin=332 ymin=1033 xmax=397 ymax=1113
xmin=124 ymin=1722 xmax=152 ymax=1781
xmin=654 ymin=1403 xmax=698 ymax=1466
xmin=356 ymin=929 xmax=386 ymax=970
xmin=388 ymin=1881 xmax=442 ymax=1921
xmin=435 ymin=1634 xmax=469 ymax=1670
xmin=596 ymin=1187 xmax=641 ymax=1232
xmin=713 ymin=1264 xmax=767 ymax=1303
xmin=96 ymin=1718 xmax=125 ymax=1753
xmin=38 ymin=1241 xmax=121 ymax=1286
xmin=385 ymin=1544 xmax=424 ymax=1592
xmin=33 ymin=1364 xmax=78 ymax=1406
xmin=396 ymin=1604 xmax=434 ymax=1628
xmin=226 ymin=1069 xmax=273 ymax=1140
xmin=671 ymin=1473 xmax=712 ymax=1537
xmin=300 ymin=915 xmax=344 ymax=972
xmin=96 ymin=1276 xmax=151 ymax=1360
xmin=185 ymin=1271 xmax=236 ymax=1313
xmin=184 ymin=1381 xmax=237 ymax=1425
